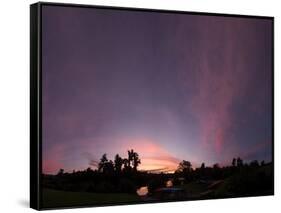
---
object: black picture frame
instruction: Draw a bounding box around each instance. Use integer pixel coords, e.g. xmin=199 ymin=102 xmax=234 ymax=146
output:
xmin=30 ymin=2 xmax=274 ymax=210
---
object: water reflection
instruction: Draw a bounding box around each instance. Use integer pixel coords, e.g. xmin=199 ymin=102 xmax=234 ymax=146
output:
xmin=136 ymin=186 xmax=148 ymax=196
xmin=136 ymin=180 xmax=173 ymax=196
xmin=166 ymin=180 xmax=173 ymax=187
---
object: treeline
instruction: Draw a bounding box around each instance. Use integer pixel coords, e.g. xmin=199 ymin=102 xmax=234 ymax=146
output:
xmin=174 ymin=157 xmax=268 ymax=182
xmin=43 ymin=149 xmax=167 ymax=193
xmin=42 ymin=150 xmax=273 ymax=196
xmin=43 ymin=167 xmax=171 ymax=194
xmin=173 ymin=158 xmax=273 ymax=197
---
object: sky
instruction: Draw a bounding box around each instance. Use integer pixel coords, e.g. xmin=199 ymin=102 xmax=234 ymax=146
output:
xmin=42 ymin=5 xmax=273 ymax=174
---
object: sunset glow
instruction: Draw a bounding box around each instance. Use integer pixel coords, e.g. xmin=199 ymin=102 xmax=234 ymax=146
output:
xmin=42 ymin=6 xmax=272 ymax=174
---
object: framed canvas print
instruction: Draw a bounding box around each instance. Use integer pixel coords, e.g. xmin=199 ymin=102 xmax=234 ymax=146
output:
xmin=30 ymin=2 xmax=274 ymax=210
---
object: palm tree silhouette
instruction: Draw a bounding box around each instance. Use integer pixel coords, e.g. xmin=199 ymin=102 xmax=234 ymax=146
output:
xmin=127 ymin=149 xmax=134 ymax=168
xmin=132 ymin=151 xmax=141 ymax=171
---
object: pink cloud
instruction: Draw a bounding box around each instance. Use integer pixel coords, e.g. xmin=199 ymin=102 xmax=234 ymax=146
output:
xmin=173 ymin=18 xmax=272 ymax=161
xmin=178 ymin=20 xmax=255 ymax=155
xmin=43 ymin=159 xmax=63 ymax=174
xmin=43 ymin=144 xmax=65 ymax=174
xmin=190 ymin=58 xmax=243 ymax=154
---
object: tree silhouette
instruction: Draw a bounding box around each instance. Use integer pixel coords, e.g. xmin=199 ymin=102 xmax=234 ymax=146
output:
xmin=114 ymin=154 xmax=123 ymax=173
xmin=122 ymin=149 xmax=141 ymax=172
xmin=250 ymin=160 xmax=259 ymax=167
xmin=103 ymin=160 xmax=114 ymax=174
xmin=213 ymin=163 xmax=220 ymax=169
xmin=57 ymin=168 xmax=64 ymax=176
xmin=232 ymin=158 xmax=236 ymax=167
xmin=200 ymin=163 xmax=205 ymax=169
xmin=127 ymin=149 xmax=134 ymax=169
xmin=132 ymin=151 xmax=141 ymax=171
xmin=237 ymin=157 xmax=243 ymax=167
xmin=98 ymin=153 xmax=108 ymax=172
xmin=177 ymin=160 xmax=192 ymax=173
xmin=123 ymin=158 xmax=130 ymax=172
xmin=86 ymin=167 xmax=93 ymax=173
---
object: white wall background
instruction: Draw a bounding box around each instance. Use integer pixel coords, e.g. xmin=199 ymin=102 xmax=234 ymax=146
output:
xmin=0 ymin=0 xmax=279 ymax=212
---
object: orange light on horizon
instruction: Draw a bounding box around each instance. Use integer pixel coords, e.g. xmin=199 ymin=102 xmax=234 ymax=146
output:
xmin=138 ymin=158 xmax=178 ymax=173
xmin=117 ymin=137 xmax=181 ymax=173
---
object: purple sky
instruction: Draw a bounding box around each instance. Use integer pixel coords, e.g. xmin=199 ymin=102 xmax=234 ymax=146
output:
xmin=42 ymin=5 xmax=273 ymax=174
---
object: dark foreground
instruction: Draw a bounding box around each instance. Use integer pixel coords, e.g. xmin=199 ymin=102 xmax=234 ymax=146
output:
xmin=42 ymin=162 xmax=273 ymax=208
